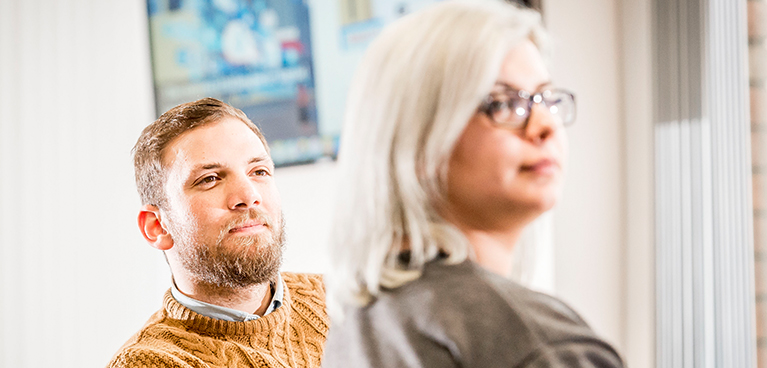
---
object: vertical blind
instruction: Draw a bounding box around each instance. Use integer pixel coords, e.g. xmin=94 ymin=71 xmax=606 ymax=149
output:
xmin=654 ymin=0 xmax=755 ymax=366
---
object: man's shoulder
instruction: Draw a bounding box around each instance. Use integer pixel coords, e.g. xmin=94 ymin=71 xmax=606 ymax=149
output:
xmin=281 ymin=271 xmax=323 ymax=285
xmin=281 ymin=272 xmax=325 ymax=299
xmin=107 ymin=310 xmax=202 ymax=368
xmin=280 ymin=272 xmax=329 ymax=336
xmin=108 ymin=338 xmax=245 ymax=368
xmin=108 ymin=344 xmax=191 ymax=368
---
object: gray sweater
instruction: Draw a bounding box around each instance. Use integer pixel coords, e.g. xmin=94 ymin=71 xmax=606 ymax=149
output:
xmin=323 ymin=260 xmax=624 ymax=367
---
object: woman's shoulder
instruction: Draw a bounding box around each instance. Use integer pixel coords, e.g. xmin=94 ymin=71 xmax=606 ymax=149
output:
xmin=419 ymin=261 xmax=597 ymax=337
xmin=398 ymin=260 xmax=623 ymax=366
xmin=327 ymin=260 xmax=623 ymax=367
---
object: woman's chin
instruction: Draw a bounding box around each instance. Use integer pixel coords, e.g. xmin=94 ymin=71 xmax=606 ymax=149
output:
xmin=521 ymin=190 xmax=561 ymax=215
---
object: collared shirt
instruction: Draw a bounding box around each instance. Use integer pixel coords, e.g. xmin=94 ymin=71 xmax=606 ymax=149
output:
xmin=170 ymin=273 xmax=284 ymax=322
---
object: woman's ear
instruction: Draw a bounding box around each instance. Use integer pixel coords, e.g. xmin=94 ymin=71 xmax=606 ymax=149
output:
xmin=138 ymin=205 xmax=174 ymax=251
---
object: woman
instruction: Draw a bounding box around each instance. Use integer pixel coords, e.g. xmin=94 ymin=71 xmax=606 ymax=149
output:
xmin=323 ymin=1 xmax=624 ymax=367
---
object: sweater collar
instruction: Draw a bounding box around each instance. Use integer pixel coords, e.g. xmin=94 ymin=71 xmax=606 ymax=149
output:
xmin=170 ymin=273 xmax=284 ymax=322
xmin=162 ymin=274 xmax=292 ymax=336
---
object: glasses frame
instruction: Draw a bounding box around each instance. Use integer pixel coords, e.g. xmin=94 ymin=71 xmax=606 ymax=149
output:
xmin=478 ymin=87 xmax=577 ymax=130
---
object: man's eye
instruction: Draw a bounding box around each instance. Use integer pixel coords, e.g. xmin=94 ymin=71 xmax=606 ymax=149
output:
xmin=252 ymin=169 xmax=270 ymax=177
xmin=197 ymin=176 xmax=218 ymax=185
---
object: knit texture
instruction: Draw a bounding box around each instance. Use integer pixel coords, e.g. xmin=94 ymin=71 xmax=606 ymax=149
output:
xmin=108 ymin=272 xmax=328 ymax=368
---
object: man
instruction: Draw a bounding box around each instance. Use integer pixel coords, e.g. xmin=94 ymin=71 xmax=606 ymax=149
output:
xmin=108 ymin=98 xmax=328 ymax=367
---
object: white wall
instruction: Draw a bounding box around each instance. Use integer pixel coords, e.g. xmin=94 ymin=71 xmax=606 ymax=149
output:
xmin=620 ymin=0 xmax=655 ymax=366
xmin=544 ymin=0 xmax=626 ymax=351
xmin=0 ymin=1 xmax=165 ymax=367
xmin=545 ymin=1 xmax=656 ymax=366
xmin=0 ymin=0 xmax=652 ymax=367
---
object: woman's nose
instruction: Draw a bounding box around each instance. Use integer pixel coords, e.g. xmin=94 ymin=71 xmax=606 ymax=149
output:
xmin=523 ymin=103 xmax=559 ymax=144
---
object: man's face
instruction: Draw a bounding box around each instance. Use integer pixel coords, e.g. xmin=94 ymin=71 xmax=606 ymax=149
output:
xmin=160 ymin=117 xmax=284 ymax=288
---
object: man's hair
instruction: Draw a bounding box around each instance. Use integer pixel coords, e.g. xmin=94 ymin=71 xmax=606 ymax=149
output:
xmin=326 ymin=0 xmax=547 ymax=315
xmin=133 ymin=97 xmax=269 ymax=209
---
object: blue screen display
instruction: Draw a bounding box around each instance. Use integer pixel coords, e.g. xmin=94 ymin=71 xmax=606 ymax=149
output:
xmin=147 ymin=0 xmax=335 ymax=166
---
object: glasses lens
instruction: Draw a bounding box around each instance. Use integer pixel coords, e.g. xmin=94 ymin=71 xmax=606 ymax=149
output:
xmin=545 ymin=91 xmax=576 ymax=126
xmin=487 ymin=97 xmax=528 ymax=128
xmin=483 ymin=89 xmax=575 ymax=128
xmin=487 ymin=100 xmax=511 ymax=123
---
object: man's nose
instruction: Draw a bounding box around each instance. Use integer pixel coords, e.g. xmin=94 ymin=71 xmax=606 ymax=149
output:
xmin=227 ymin=174 xmax=262 ymax=210
xmin=523 ymin=103 xmax=558 ymax=144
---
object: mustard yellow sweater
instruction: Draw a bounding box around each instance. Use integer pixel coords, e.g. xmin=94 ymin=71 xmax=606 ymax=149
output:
xmin=108 ymin=273 xmax=328 ymax=368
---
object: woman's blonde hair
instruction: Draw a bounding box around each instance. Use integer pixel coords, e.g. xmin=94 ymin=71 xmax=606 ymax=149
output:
xmin=327 ymin=0 xmax=548 ymax=318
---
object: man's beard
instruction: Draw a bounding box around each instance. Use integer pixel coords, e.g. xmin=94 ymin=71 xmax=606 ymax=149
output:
xmin=167 ymin=209 xmax=285 ymax=289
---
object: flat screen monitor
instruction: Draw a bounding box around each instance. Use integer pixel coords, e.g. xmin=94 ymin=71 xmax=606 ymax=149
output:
xmin=147 ymin=0 xmax=335 ymax=166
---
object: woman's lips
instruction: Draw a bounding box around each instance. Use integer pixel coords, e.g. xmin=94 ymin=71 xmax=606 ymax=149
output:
xmin=520 ymin=159 xmax=558 ymax=175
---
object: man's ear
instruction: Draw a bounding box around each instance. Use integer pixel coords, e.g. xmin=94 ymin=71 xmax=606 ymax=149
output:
xmin=138 ymin=205 xmax=174 ymax=251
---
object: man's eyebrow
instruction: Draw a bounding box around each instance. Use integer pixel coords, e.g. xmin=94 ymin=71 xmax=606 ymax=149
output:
xmin=195 ymin=163 xmax=222 ymax=171
xmin=248 ymin=155 xmax=273 ymax=165
xmin=184 ymin=162 xmax=223 ymax=184
xmin=188 ymin=156 xmax=271 ymax=172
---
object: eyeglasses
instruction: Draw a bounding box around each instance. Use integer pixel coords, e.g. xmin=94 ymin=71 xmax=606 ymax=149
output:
xmin=478 ymin=88 xmax=576 ymax=129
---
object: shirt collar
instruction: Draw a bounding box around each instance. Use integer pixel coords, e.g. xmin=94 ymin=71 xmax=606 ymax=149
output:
xmin=170 ymin=273 xmax=284 ymax=322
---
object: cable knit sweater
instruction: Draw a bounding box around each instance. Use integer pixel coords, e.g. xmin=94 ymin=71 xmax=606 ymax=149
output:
xmin=108 ymin=273 xmax=328 ymax=368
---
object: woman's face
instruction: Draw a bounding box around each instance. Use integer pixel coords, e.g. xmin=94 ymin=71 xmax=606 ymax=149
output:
xmin=443 ymin=39 xmax=569 ymax=231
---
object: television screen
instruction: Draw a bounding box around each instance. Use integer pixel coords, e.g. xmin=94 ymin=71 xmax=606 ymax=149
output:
xmin=147 ymin=0 xmax=334 ymax=166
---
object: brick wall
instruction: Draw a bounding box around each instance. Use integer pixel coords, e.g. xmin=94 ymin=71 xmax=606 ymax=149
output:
xmin=751 ymin=0 xmax=767 ymax=365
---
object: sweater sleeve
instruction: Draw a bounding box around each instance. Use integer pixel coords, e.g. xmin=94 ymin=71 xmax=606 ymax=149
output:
xmin=520 ymin=341 xmax=624 ymax=368
xmin=107 ymin=347 xmax=200 ymax=368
